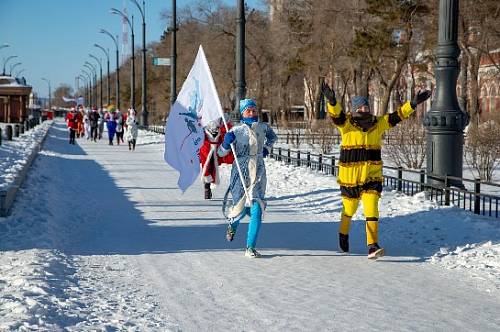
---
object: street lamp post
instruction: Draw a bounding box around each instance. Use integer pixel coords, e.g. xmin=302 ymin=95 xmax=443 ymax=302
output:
xmin=78 ymin=75 xmax=89 ymax=106
xmin=84 ymin=62 xmax=97 ymax=107
xmin=111 ymin=8 xmax=135 ymax=111
xmin=89 ymin=54 xmax=103 ymax=110
xmin=2 ymin=55 xmax=18 ymax=75
xmin=95 ymin=44 xmax=111 ymax=107
xmin=171 ymin=0 xmax=177 ymax=108
xmin=82 ymin=70 xmax=93 ymax=107
xmin=100 ymin=29 xmax=120 ymax=110
xmin=234 ymin=0 xmax=246 ymax=120
xmin=9 ymin=62 xmax=21 ymax=76
xmin=41 ymin=77 xmax=51 ymax=110
xmin=423 ymin=0 xmax=469 ymax=188
xmin=130 ymin=0 xmax=148 ymax=126
xmin=15 ymin=68 xmax=25 ymax=77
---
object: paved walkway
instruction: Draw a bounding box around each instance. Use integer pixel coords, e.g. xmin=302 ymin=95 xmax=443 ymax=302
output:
xmin=2 ymin=120 xmax=500 ymax=331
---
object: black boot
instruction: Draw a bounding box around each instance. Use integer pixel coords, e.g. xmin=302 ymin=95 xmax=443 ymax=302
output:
xmin=339 ymin=233 xmax=349 ymax=253
xmin=204 ymin=183 xmax=212 ymax=199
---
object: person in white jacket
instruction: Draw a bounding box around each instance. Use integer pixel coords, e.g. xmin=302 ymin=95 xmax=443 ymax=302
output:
xmin=125 ymin=109 xmax=139 ymax=151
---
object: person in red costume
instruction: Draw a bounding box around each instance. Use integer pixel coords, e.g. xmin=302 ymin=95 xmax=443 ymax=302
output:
xmin=65 ymin=107 xmax=78 ymax=144
xmin=199 ymin=117 xmax=234 ymax=199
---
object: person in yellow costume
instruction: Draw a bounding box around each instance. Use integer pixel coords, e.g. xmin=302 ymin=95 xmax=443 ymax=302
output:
xmin=321 ymin=82 xmax=431 ymax=259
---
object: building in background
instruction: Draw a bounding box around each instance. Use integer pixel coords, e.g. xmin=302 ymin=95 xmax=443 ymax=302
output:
xmin=0 ymin=75 xmax=32 ymax=123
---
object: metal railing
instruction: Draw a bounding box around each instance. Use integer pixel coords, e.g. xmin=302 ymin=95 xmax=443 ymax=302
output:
xmin=140 ymin=124 xmax=500 ymax=219
xmin=269 ymin=147 xmax=500 ymax=219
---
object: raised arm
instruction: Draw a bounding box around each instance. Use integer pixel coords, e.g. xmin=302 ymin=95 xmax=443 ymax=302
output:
xmin=385 ymin=90 xmax=431 ymax=128
xmin=322 ymin=82 xmax=346 ymax=127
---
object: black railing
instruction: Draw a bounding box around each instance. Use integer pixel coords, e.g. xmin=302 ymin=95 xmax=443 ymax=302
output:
xmin=269 ymin=147 xmax=500 ymax=219
xmin=140 ymin=124 xmax=500 ymax=219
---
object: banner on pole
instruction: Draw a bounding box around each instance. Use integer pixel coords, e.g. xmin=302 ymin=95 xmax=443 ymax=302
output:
xmin=164 ymin=45 xmax=224 ymax=191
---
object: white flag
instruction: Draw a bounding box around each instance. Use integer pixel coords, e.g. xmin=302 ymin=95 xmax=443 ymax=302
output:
xmin=164 ymin=45 xmax=224 ymax=192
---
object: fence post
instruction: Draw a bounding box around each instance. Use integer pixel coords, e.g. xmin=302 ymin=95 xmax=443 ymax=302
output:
xmin=297 ymin=150 xmax=301 ymax=167
xmin=14 ymin=125 xmax=19 ymax=137
xmin=331 ymin=156 xmax=335 ymax=176
xmin=6 ymin=125 xmax=13 ymax=140
xmin=270 ymin=147 xmax=274 ymax=159
xmin=278 ymin=147 xmax=282 ymax=162
xmin=287 ymin=149 xmax=291 ymax=164
xmin=286 ymin=133 xmax=290 ymax=144
xmin=444 ymin=175 xmax=450 ymax=206
xmin=420 ymin=169 xmax=425 ymax=192
xmin=307 ymin=151 xmax=311 ymax=168
xmin=296 ymin=133 xmax=300 ymax=146
xmin=319 ymin=154 xmax=323 ymax=172
xmin=474 ymin=178 xmax=481 ymax=215
xmin=397 ymin=166 xmax=403 ymax=192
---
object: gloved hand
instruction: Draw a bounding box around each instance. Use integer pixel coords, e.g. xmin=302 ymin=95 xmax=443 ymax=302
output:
xmin=410 ymin=90 xmax=431 ymax=109
xmin=221 ymin=131 xmax=236 ymax=150
xmin=263 ymin=147 xmax=269 ymax=158
xmin=321 ymin=81 xmax=336 ymax=106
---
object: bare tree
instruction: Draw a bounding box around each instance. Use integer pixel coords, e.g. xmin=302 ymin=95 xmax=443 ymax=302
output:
xmin=383 ymin=114 xmax=426 ymax=169
xmin=464 ymin=120 xmax=500 ymax=181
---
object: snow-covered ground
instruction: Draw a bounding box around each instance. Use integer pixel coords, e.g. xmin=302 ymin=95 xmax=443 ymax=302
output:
xmin=1 ymin=120 xmax=499 ymax=331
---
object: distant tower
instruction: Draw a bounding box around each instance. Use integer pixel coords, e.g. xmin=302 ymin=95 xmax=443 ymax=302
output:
xmin=121 ymin=0 xmax=129 ymax=64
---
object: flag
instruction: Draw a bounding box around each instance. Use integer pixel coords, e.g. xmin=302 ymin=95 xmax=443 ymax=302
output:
xmin=62 ymin=96 xmax=76 ymax=103
xmin=164 ymin=45 xmax=224 ymax=192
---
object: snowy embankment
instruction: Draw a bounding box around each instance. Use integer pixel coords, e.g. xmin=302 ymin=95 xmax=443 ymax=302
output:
xmin=0 ymin=121 xmax=52 ymax=191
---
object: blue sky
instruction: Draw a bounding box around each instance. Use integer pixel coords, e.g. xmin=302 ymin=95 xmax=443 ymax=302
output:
xmin=0 ymin=0 xmax=266 ymax=99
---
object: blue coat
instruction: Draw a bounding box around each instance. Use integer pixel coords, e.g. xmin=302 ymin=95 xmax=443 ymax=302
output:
xmin=218 ymin=121 xmax=277 ymax=220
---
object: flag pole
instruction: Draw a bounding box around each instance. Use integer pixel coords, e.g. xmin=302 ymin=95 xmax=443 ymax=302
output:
xmin=219 ymin=116 xmax=251 ymax=206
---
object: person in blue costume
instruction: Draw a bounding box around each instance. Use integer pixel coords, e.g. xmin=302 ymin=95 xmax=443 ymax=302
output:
xmin=218 ymin=98 xmax=277 ymax=258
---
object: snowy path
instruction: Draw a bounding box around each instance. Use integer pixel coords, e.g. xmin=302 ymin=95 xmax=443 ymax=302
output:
xmin=1 ymin=120 xmax=500 ymax=331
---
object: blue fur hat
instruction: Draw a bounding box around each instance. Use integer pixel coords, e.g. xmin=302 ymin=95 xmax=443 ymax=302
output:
xmin=351 ymin=96 xmax=369 ymax=112
xmin=239 ymin=98 xmax=257 ymax=114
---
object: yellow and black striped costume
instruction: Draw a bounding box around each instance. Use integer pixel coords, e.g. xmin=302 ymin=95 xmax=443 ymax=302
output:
xmin=327 ymin=100 xmax=415 ymax=245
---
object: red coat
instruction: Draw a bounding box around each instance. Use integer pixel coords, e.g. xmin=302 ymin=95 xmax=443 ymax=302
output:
xmin=66 ymin=112 xmax=78 ymax=130
xmin=199 ymin=124 xmax=234 ymax=184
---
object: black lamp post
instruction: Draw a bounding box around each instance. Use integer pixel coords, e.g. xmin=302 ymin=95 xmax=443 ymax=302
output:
xmin=111 ymin=8 xmax=136 ymax=111
xmin=84 ymin=62 xmax=97 ymax=107
xmin=170 ymin=0 xmax=177 ymax=107
xmin=100 ymin=29 xmax=120 ymax=110
xmin=423 ymin=0 xmax=469 ymax=188
xmin=15 ymin=68 xmax=25 ymax=77
xmin=95 ymin=44 xmax=111 ymax=107
xmin=2 ymin=55 xmax=18 ymax=75
xmin=78 ymin=75 xmax=89 ymax=105
xmin=82 ymin=70 xmax=93 ymax=107
xmin=89 ymin=54 xmax=103 ymax=110
xmin=41 ymin=77 xmax=51 ymax=110
xmin=130 ymin=0 xmax=148 ymax=125
xmin=234 ymin=0 xmax=246 ymax=120
xmin=9 ymin=62 xmax=21 ymax=76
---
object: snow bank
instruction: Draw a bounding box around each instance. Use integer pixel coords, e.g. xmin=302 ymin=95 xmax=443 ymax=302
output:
xmin=0 ymin=121 xmax=52 ymax=191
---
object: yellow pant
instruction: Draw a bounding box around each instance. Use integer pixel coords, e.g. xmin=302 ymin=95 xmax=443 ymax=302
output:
xmin=339 ymin=192 xmax=379 ymax=245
